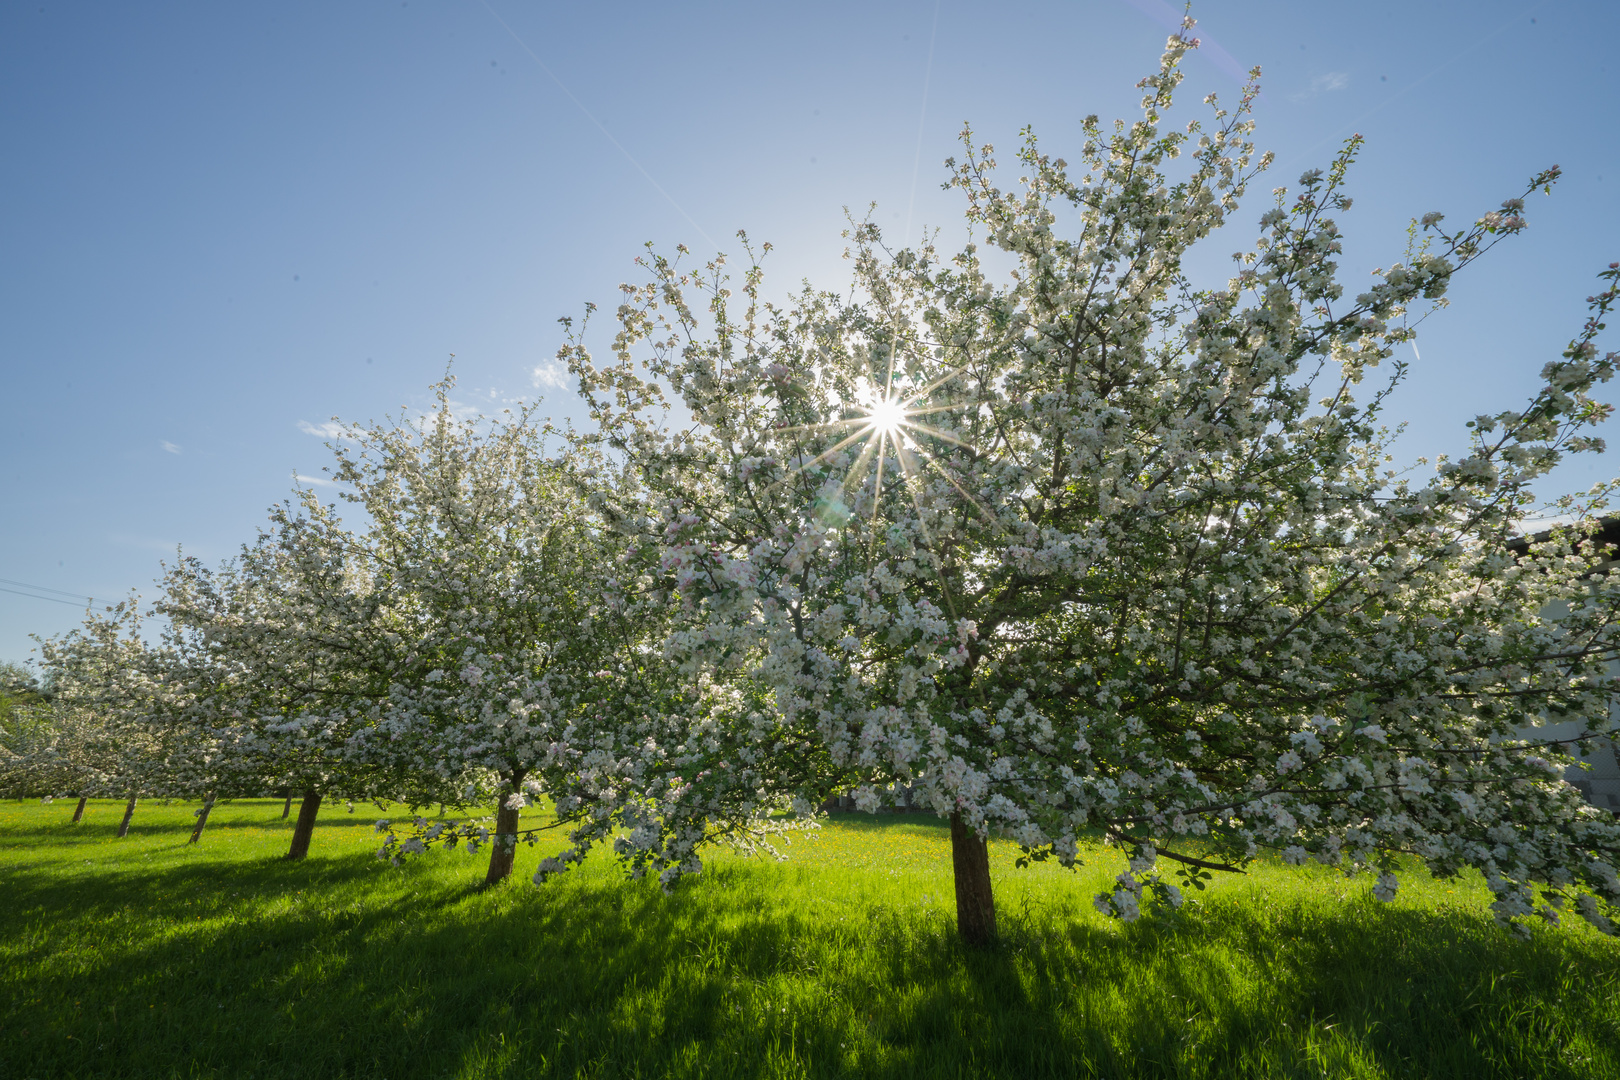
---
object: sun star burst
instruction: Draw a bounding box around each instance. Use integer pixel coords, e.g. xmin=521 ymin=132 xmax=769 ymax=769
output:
xmin=761 ymin=365 xmax=989 ymax=536
xmin=864 ymin=394 xmax=909 ymax=440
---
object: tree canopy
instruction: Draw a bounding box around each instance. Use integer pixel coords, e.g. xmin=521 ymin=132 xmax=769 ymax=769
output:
xmin=561 ymin=23 xmax=1620 ymax=942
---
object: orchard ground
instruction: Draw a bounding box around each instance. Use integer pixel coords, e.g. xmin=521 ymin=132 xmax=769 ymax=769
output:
xmin=1 ymin=800 xmax=1616 ymax=1080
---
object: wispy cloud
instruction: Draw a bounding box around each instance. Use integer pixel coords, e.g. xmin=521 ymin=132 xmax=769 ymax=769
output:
xmin=108 ymin=532 xmax=199 ymax=558
xmin=1290 ymin=71 xmax=1350 ymax=102
xmin=531 ymin=363 xmax=570 ymax=390
xmin=412 ymin=399 xmax=488 ymax=438
xmin=294 ymin=473 xmax=336 ymax=488
xmin=297 ymin=419 xmax=362 ymax=441
xmin=160 ymin=440 xmax=182 ymax=455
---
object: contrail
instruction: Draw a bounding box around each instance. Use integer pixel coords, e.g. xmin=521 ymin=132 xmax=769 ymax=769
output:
xmin=904 ymin=0 xmax=943 ymax=248
xmin=480 ymin=0 xmax=721 ymax=253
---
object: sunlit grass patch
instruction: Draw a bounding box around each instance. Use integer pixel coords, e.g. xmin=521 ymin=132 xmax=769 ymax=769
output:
xmin=2 ymin=798 xmax=1617 ymax=1079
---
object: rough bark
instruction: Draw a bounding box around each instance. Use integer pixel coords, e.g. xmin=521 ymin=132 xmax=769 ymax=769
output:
xmin=483 ymin=770 xmax=527 ymax=886
xmin=189 ymin=793 xmax=217 ymax=844
xmin=950 ymin=810 xmax=997 ymax=946
xmin=70 ymin=796 xmax=87 ymax=824
xmin=280 ymin=795 xmax=292 ymax=820
xmin=116 ymin=793 xmax=138 ymax=839
xmin=285 ymin=789 xmax=321 ymax=860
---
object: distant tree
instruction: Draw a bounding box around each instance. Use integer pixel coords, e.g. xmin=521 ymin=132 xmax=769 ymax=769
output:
xmin=0 ymin=660 xmax=66 ymax=808
xmin=25 ymin=602 xmax=200 ymax=837
xmin=0 ymin=660 xmax=44 ymax=710
xmin=565 ymin=20 xmax=1620 ymax=943
xmin=156 ymin=497 xmax=474 ymax=859
xmin=0 ymin=660 xmax=46 ymax=757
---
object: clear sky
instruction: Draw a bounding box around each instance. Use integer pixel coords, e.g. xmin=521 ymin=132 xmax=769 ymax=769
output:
xmin=2 ymin=0 xmax=1616 ymax=666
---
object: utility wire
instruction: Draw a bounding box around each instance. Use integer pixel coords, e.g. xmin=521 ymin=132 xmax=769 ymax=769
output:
xmin=0 ymin=584 xmax=93 ymax=608
xmin=0 ymin=577 xmax=92 ymax=602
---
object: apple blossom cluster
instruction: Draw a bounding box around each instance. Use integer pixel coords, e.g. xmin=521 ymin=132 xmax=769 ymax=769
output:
xmin=1092 ymin=843 xmax=1185 ymax=922
xmin=557 ymin=20 xmax=1620 ymax=936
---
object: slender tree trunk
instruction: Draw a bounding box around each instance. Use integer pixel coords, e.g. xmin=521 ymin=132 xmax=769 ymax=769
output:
xmin=280 ymin=794 xmax=292 ymax=820
xmin=116 ymin=793 xmax=138 ymax=839
xmin=483 ymin=770 xmax=527 ymax=886
xmin=70 ymin=796 xmax=88 ymax=824
xmin=285 ymin=789 xmax=321 ymax=860
xmin=189 ymin=792 xmax=217 ymax=844
xmin=950 ymin=810 xmax=997 ymax=946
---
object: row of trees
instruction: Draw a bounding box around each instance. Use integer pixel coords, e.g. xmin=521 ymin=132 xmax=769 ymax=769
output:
xmin=3 ymin=393 xmax=798 ymax=882
xmin=6 ymin=22 xmax=1619 ymax=943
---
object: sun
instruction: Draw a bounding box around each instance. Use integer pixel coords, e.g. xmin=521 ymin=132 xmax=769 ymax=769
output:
xmin=763 ymin=367 xmax=984 ymax=531
xmin=865 ymin=395 xmax=908 ymax=439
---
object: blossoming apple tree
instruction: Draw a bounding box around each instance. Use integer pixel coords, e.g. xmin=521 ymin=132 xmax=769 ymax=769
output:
xmin=155 ymin=495 xmax=475 ymax=858
xmin=561 ymin=22 xmax=1620 ymax=943
xmin=24 ymin=600 xmax=209 ymax=837
xmin=348 ymin=385 xmax=822 ymax=885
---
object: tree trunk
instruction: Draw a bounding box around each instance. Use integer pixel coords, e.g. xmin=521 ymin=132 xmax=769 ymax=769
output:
xmin=950 ymin=810 xmax=997 ymax=946
xmin=116 ymin=793 xmax=138 ymax=839
xmin=483 ymin=770 xmax=526 ymax=886
xmin=189 ymin=793 xmax=217 ymax=844
xmin=70 ymin=796 xmax=87 ymax=824
xmin=280 ymin=794 xmax=292 ymax=820
xmin=285 ymin=789 xmax=321 ymax=860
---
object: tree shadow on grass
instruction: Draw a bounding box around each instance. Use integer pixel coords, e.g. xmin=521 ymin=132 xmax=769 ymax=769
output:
xmin=1 ymin=816 xmax=391 ymax=845
xmin=1015 ymin=897 xmax=1619 ymax=1080
xmin=3 ymin=854 xmax=1617 ymax=1080
xmin=0 ymin=848 xmax=395 ymax=926
xmin=1237 ymin=898 xmax=1615 ymax=1078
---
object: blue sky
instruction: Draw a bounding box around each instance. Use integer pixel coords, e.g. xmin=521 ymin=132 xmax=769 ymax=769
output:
xmin=2 ymin=0 xmax=1616 ymax=665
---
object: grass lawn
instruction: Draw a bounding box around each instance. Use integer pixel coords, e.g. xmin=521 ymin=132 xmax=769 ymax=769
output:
xmin=1 ymin=798 xmax=1616 ymax=1079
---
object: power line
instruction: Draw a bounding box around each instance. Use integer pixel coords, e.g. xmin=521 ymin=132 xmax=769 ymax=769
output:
xmin=0 ymin=584 xmax=93 ymax=608
xmin=0 ymin=577 xmax=93 ymax=602
xmin=0 ymin=577 xmax=97 ymax=608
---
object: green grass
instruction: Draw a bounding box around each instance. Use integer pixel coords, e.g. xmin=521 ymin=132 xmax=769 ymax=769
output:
xmin=1 ymin=799 xmax=1616 ymax=1079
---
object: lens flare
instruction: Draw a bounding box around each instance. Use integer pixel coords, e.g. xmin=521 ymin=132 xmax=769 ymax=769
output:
xmin=761 ymin=364 xmax=987 ymax=535
xmin=866 ymin=396 xmax=907 ymax=438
